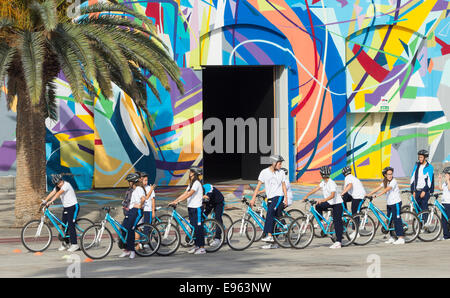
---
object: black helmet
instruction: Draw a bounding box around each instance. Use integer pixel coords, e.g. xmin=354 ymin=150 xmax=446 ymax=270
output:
xmin=281 ymin=168 xmax=288 ymax=175
xmin=418 ymin=150 xmax=429 ymax=157
xmin=51 ymin=174 xmax=63 ymax=185
xmin=139 ymin=172 xmax=148 ymax=178
xmin=270 ymin=155 xmax=285 ymax=163
xmin=342 ymin=166 xmax=352 ymax=176
xmin=382 ymin=167 xmax=394 ymax=176
xmin=443 ymin=167 xmax=450 ymax=174
xmin=126 ymin=173 xmax=140 ymax=183
xmin=319 ymin=166 xmax=331 ymax=177
xmin=189 ymin=166 xmax=202 ymax=176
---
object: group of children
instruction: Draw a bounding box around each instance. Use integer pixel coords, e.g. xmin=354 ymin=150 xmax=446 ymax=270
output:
xmin=42 ymin=149 xmax=450 ymax=257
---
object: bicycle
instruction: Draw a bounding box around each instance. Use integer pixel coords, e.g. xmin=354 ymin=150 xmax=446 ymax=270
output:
xmin=401 ymin=190 xmax=441 ymax=242
xmin=79 ymin=206 xmax=161 ymax=259
xmin=226 ymin=197 xmax=294 ymax=251
xmin=21 ymin=201 xmax=94 ymax=252
xmin=287 ymin=199 xmax=358 ymax=249
xmin=153 ymin=204 xmax=225 ymax=256
xmin=351 ymin=196 xmax=420 ymax=245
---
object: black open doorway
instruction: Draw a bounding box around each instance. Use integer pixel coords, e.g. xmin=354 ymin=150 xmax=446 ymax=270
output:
xmin=202 ymin=66 xmax=274 ymax=183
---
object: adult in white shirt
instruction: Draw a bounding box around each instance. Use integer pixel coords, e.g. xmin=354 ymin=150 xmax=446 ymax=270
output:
xmin=435 ymin=167 xmax=450 ymax=240
xmin=43 ymin=174 xmax=80 ymax=253
xmin=340 ymin=166 xmax=366 ymax=216
xmin=303 ymin=166 xmax=344 ymax=249
xmin=367 ymin=167 xmax=405 ymax=245
xmin=250 ymin=155 xmax=288 ymax=245
xmin=169 ymin=166 xmax=206 ymax=255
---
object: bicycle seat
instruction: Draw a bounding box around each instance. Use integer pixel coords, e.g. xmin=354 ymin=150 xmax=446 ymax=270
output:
xmin=102 ymin=206 xmax=116 ymax=213
xmin=364 ymin=196 xmax=373 ymax=202
xmin=433 ymin=193 xmax=442 ymax=199
xmin=401 ymin=190 xmax=412 ymax=194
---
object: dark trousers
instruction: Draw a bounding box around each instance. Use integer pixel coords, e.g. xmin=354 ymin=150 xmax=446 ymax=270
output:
xmin=188 ymin=207 xmax=205 ymax=247
xmin=143 ymin=211 xmax=152 ymax=235
xmin=263 ymin=196 xmax=284 ymax=235
xmin=415 ymin=190 xmax=430 ymax=220
xmin=124 ymin=208 xmax=142 ymax=251
xmin=62 ymin=204 xmax=79 ymax=245
xmin=387 ymin=203 xmax=404 ymax=237
xmin=331 ymin=203 xmax=343 ymax=243
xmin=316 ymin=201 xmax=331 ymax=218
xmin=204 ymin=202 xmax=224 ymax=239
xmin=442 ymin=204 xmax=450 ymax=239
xmin=342 ymin=193 xmax=364 ymax=225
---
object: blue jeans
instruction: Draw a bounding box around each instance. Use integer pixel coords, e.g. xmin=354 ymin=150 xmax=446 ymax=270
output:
xmin=62 ymin=204 xmax=79 ymax=245
xmin=263 ymin=196 xmax=284 ymax=235
xmin=188 ymin=207 xmax=205 ymax=247
xmin=387 ymin=203 xmax=404 ymax=237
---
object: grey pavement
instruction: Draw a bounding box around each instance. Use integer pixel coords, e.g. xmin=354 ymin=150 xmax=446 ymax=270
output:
xmin=1 ymin=180 xmax=450 ymax=278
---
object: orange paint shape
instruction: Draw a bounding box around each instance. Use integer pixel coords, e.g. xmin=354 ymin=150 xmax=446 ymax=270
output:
xmin=84 ymin=258 xmax=94 ymax=263
xmin=12 ymin=249 xmax=22 ymax=253
xmin=34 ymin=252 xmax=43 ymax=256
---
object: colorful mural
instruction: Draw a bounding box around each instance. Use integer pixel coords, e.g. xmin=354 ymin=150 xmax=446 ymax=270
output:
xmin=0 ymin=0 xmax=449 ymax=189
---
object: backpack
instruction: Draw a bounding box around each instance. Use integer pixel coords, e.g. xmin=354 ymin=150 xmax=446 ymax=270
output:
xmin=121 ymin=187 xmax=133 ymax=209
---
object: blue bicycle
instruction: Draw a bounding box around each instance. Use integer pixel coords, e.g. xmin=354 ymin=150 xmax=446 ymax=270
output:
xmin=350 ymin=196 xmax=421 ymax=245
xmin=153 ymin=204 xmax=225 ymax=256
xmin=401 ymin=190 xmax=442 ymax=242
xmin=79 ymin=206 xmax=161 ymax=259
xmin=287 ymin=199 xmax=358 ymax=249
xmin=226 ymin=197 xmax=294 ymax=251
xmin=21 ymin=201 xmax=94 ymax=252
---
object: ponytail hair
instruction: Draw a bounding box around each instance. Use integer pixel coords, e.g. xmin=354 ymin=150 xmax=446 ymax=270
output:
xmin=188 ymin=172 xmax=203 ymax=192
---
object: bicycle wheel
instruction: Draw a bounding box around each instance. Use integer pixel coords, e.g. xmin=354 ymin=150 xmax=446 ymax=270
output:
xmin=21 ymin=220 xmax=53 ymax=252
xmin=287 ymin=216 xmax=314 ymax=249
xmin=284 ymin=208 xmax=304 ymax=219
xmin=203 ymin=218 xmax=225 ymax=252
xmin=392 ymin=211 xmax=420 ymax=243
xmin=75 ymin=218 xmax=94 ymax=237
xmin=417 ymin=210 xmax=442 ymax=242
xmin=360 ymin=207 xmax=381 ymax=230
xmin=80 ymin=224 xmax=113 ymax=259
xmin=351 ymin=212 xmax=377 ymax=246
xmin=328 ymin=215 xmax=358 ymax=247
xmin=154 ymin=221 xmax=181 ymax=256
xmin=246 ymin=215 xmax=264 ymax=242
xmin=179 ymin=216 xmax=195 ymax=248
xmin=158 ymin=214 xmax=177 ymax=226
xmin=221 ymin=213 xmax=233 ymax=234
xmin=227 ymin=219 xmax=256 ymax=251
xmin=134 ymin=223 xmax=161 ymax=257
xmin=273 ymin=216 xmax=295 ymax=248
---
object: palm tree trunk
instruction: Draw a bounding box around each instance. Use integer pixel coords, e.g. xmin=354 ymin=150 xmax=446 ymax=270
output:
xmin=14 ymin=82 xmax=47 ymax=227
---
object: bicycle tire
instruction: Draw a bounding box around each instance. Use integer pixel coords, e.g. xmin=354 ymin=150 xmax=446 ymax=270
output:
xmin=80 ymin=224 xmax=114 ymax=260
xmin=246 ymin=214 xmax=264 ymax=242
xmin=391 ymin=210 xmax=420 ymax=243
xmin=227 ymin=218 xmax=256 ymax=251
xmin=154 ymin=221 xmax=181 ymax=256
xmin=351 ymin=212 xmax=377 ymax=246
xmin=75 ymin=218 xmax=95 ymax=237
xmin=272 ymin=216 xmax=294 ymax=248
xmin=203 ymin=218 xmax=225 ymax=252
xmin=21 ymin=220 xmax=53 ymax=252
xmin=417 ymin=210 xmax=442 ymax=242
xmin=284 ymin=208 xmax=304 ymax=219
xmin=179 ymin=215 xmax=195 ymax=248
xmin=135 ymin=223 xmax=161 ymax=257
xmin=287 ymin=216 xmax=314 ymax=249
xmin=328 ymin=214 xmax=358 ymax=247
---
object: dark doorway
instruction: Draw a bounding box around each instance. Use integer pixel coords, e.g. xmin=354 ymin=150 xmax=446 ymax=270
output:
xmin=202 ymin=66 xmax=274 ymax=183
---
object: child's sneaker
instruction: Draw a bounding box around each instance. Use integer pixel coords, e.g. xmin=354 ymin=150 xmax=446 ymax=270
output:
xmin=119 ymin=251 xmax=131 ymax=258
xmin=384 ymin=237 xmax=395 ymax=244
xmin=58 ymin=243 xmax=68 ymax=251
xmin=67 ymin=244 xmax=80 ymax=252
xmin=188 ymin=246 xmax=199 ymax=254
xmin=329 ymin=242 xmax=341 ymax=249
xmin=129 ymin=251 xmax=136 ymax=259
xmin=194 ymin=248 xmax=206 ymax=255
xmin=261 ymin=235 xmax=274 ymax=242
xmin=393 ymin=238 xmax=405 ymax=245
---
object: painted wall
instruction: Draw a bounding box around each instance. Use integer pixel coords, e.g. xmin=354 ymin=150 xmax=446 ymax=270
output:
xmin=0 ymin=0 xmax=449 ymax=189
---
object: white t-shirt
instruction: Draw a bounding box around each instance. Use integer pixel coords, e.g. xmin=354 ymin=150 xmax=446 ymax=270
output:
xmin=285 ymin=180 xmax=293 ymax=206
xmin=319 ymin=179 xmax=343 ymax=205
xmin=258 ymin=168 xmax=287 ymax=199
xmin=186 ymin=180 xmax=203 ymax=208
xmin=143 ymin=185 xmax=155 ymax=212
xmin=344 ymin=175 xmax=366 ymax=199
xmin=416 ymin=164 xmax=426 ymax=189
xmin=381 ymin=179 xmax=401 ymax=205
xmin=129 ymin=186 xmax=145 ymax=209
xmin=442 ymin=182 xmax=450 ymax=204
xmin=55 ymin=181 xmax=78 ymax=208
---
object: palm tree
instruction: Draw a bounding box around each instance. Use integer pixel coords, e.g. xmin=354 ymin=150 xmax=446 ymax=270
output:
xmin=0 ymin=0 xmax=184 ymax=226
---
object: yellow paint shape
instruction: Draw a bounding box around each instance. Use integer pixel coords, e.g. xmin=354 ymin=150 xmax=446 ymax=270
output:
xmin=174 ymin=89 xmax=202 ymax=108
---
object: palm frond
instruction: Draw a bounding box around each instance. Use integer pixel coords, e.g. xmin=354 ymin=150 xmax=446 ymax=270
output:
xmin=0 ymin=42 xmax=16 ymax=89
xmin=78 ymin=2 xmax=156 ymax=35
xmin=44 ymin=80 xmax=57 ymax=120
xmin=29 ymin=0 xmax=57 ymax=32
xmin=92 ymin=50 xmax=113 ymax=99
xmin=18 ymin=30 xmax=45 ymax=105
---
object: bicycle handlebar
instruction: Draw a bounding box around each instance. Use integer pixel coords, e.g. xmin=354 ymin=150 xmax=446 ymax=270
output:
xmin=433 ymin=193 xmax=442 ymax=198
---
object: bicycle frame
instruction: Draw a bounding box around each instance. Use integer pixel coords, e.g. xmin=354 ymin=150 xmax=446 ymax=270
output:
xmin=239 ymin=200 xmax=288 ymax=237
xmin=365 ymin=200 xmax=392 ymax=231
xmin=305 ymin=204 xmax=334 ymax=235
xmin=95 ymin=211 xmax=149 ymax=245
xmin=42 ymin=207 xmax=85 ymax=238
xmin=432 ymin=195 xmax=449 ymax=222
